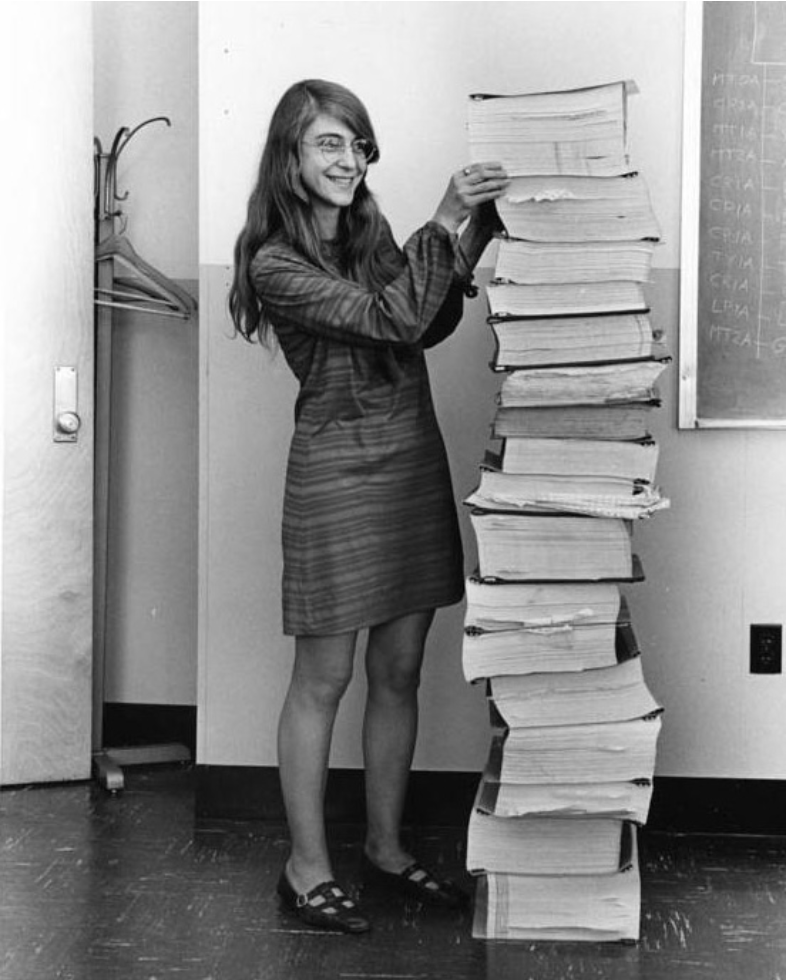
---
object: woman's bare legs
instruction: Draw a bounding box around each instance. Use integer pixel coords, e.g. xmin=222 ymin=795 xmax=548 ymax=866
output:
xmin=362 ymin=609 xmax=435 ymax=871
xmin=277 ymin=631 xmax=358 ymax=893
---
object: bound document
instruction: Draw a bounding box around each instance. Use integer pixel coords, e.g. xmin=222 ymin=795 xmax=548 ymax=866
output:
xmin=497 ymin=361 xmax=668 ymax=408
xmin=490 ymin=437 xmax=659 ymax=481
xmin=469 ymin=510 xmax=642 ymax=583
xmin=486 ymin=280 xmax=647 ymax=318
xmin=476 ymin=741 xmax=654 ymax=822
xmin=495 ymin=173 xmax=662 ymax=243
xmin=466 ymin=447 xmax=668 ymax=519
xmin=462 ymin=595 xmax=639 ymax=682
xmin=497 ymin=715 xmax=662 ymax=786
xmin=472 ymin=831 xmax=642 ymax=942
xmin=488 ymin=312 xmax=663 ymax=370
xmin=492 ymin=398 xmax=660 ymax=441
xmin=464 ymin=577 xmax=622 ymax=633
xmin=467 ymin=809 xmax=635 ymax=877
xmin=487 ymin=655 xmax=661 ymax=728
xmin=494 ymin=238 xmax=656 ymax=286
xmin=468 ymin=81 xmax=636 ymax=177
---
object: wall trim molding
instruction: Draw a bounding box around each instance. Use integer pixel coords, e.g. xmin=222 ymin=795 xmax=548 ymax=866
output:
xmin=102 ymin=703 xmax=197 ymax=757
xmin=195 ymin=766 xmax=786 ymax=835
xmin=195 ymin=766 xmax=478 ymax=827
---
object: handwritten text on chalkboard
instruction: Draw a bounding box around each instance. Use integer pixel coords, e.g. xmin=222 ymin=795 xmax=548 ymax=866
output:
xmin=695 ymin=2 xmax=786 ymax=421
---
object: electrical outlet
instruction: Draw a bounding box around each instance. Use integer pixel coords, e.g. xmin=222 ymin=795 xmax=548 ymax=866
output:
xmin=750 ymin=624 xmax=782 ymax=674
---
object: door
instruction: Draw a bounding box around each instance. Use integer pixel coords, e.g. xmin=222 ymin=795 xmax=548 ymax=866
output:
xmin=0 ymin=6 xmax=94 ymax=784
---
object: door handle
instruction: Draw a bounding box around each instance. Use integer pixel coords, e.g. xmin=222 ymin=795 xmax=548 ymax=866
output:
xmin=54 ymin=366 xmax=81 ymax=442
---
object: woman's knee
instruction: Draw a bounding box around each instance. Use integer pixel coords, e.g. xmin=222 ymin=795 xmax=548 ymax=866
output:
xmin=366 ymin=611 xmax=432 ymax=697
xmin=366 ymin=640 xmax=425 ymax=698
xmin=290 ymin=634 xmax=356 ymax=709
xmin=369 ymin=657 xmax=422 ymax=699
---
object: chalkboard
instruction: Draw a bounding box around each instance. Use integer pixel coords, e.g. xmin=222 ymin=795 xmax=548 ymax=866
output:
xmin=680 ymin=2 xmax=786 ymax=427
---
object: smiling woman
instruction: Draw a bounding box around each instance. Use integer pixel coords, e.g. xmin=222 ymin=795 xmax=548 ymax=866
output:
xmin=228 ymin=78 xmax=509 ymax=935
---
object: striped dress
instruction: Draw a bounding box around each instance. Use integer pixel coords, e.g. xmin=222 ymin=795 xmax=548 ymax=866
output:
xmin=250 ymin=219 xmax=466 ymax=636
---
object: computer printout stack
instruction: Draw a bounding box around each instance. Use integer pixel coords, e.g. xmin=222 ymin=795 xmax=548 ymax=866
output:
xmin=464 ymin=80 xmax=668 ymax=943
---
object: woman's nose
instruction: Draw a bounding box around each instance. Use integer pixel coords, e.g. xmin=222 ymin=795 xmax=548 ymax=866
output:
xmin=335 ymin=146 xmax=358 ymax=166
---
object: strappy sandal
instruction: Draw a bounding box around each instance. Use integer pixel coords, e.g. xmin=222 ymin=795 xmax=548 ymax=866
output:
xmin=277 ymin=870 xmax=371 ymax=934
xmin=362 ymin=854 xmax=470 ymax=909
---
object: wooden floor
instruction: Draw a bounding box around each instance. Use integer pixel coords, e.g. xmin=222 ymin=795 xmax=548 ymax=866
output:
xmin=2 ymin=766 xmax=786 ymax=980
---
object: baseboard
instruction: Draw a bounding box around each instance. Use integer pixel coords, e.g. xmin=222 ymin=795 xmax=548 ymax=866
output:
xmin=195 ymin=765 xmax=478 ymax=826
xmin=194 ymin=766 xmax=786 ymax=835
xmin=647 ymin=777 xmax=786 ymax=835
xmin=102 ymin=703 xmax=197 ymax=758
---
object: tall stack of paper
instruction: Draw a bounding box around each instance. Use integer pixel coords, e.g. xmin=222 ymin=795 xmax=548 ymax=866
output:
xmin=464 ymin=80 xmax=667 ymax=944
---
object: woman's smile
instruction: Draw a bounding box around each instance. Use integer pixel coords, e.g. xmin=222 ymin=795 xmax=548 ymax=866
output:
xmin=324 ymin=173 xmax=358 ymax=192
xmin=311 ymin=161 xmax=361 ymax=195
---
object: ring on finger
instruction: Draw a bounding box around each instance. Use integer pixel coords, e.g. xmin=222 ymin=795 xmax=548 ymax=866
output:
xmin=463 ymin=166 xmax=473 ymax=176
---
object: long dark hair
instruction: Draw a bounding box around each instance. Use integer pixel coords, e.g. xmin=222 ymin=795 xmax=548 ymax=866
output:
xmin=229 ymin=79 xmax=394 ymax=343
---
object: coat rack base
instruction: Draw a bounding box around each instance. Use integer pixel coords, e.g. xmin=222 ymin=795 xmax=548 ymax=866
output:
xmin=92 ymin=744 xmax=192 ymax=793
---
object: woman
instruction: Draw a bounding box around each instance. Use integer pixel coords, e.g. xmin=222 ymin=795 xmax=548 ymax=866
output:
xmin=229 ymin=79 xmax=508 ymax=934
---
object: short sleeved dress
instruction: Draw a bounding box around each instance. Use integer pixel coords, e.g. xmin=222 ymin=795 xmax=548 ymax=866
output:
xmin=250 ymin=219 xmax=466 ymax=636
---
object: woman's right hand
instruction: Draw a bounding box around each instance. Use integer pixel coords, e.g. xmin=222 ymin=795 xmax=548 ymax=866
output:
xmin=432 ymin=162 xmax=509 ymax=235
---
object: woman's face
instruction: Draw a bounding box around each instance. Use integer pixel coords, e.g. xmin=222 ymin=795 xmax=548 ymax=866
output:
xmin=298 ymin=113 xmax=368 ymax=236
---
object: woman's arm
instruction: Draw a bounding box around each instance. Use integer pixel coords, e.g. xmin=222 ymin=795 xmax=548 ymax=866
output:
xmin=421 ymin=282 xmax=465 ymax=349
xmin=432 ymin=162 xmax=509 ymax=299
xmin=422 ymin=200 xmax=507 ymax=350
xmin=250 ymin=163 xmax=508 ymax=348
xmin=407 ymin=165 xmax=511 ymax=350
xmin=250 ymin=222 xmax=459 ymax=348
xmin=459 ymin=201 xmax=505 ymax=271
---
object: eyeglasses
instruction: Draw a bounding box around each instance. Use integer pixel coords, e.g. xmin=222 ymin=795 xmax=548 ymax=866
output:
xmin=301 ymin=136 xmax=379 ymax=164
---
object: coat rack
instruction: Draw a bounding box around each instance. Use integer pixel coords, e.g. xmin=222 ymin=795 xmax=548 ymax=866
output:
xmin=92 ymin=118 xmax=196 ymax=792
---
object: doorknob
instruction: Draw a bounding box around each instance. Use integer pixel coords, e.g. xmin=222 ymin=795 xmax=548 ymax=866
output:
xmin=53 ymin=366 xmax=81 ymax=443
xmin=56 ymin=411 xmax=82 ymax=436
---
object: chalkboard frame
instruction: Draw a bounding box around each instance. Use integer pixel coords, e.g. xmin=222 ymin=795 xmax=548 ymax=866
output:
xmin=679 ymin=1 xmax=786 ymax=429
xmin=678 ymin=2 xmax=704 ymax=428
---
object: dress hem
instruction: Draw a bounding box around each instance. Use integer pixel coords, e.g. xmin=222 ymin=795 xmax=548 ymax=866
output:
xmin=282 ymin=590 xmax=465 ymax=638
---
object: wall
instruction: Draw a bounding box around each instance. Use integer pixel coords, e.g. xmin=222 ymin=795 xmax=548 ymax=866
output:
xmin=94 ymin=2 xmax=199 ymax=707
xmin=199 ymin=2 xmax=786 ymax=779
xmin=94 ymin=2 xmax=198 ymax=281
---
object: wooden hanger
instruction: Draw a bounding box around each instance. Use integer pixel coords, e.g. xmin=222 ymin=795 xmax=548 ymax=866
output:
xmin=95 ymin=233 xmax=196 ymax=320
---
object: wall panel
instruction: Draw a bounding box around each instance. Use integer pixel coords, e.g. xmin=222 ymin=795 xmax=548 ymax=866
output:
xmin=200 ymin=2 xmax=786 ymax=779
